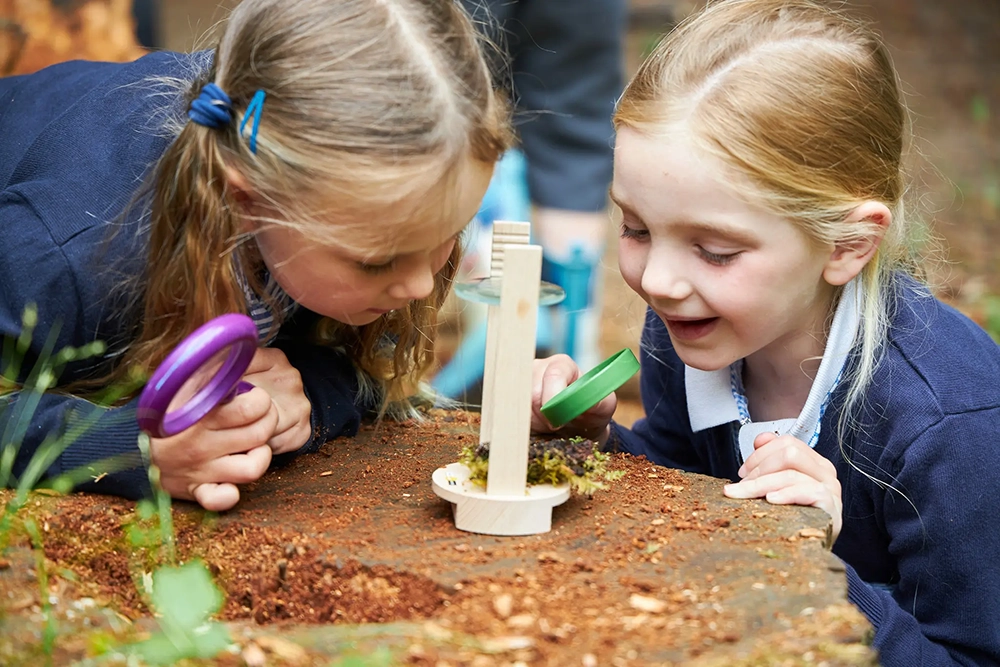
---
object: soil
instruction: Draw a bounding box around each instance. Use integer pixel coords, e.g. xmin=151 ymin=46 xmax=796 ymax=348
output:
xmin=1 ymin=412 xmax=873 ymax=666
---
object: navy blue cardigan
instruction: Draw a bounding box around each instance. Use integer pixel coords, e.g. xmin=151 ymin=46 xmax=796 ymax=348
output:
xmin=612 ymin=283 xmax=1000 ymax=665
xmin=0 ymin=53 xmax=364 ymax=500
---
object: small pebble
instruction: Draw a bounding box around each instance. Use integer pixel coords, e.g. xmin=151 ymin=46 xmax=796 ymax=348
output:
xmin=629 ymin=594 xmax=667 ymax=614
xmin=241 ymin=643 xmax=266 ymax=667
xmin=493 ymin=593 xmax=513 ymax=619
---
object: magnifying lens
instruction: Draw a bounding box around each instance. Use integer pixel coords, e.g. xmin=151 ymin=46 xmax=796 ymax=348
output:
xmin=539 ymin=348 xmax=640 ymax=429
xmin=136 ymin=314 xmax=258 ymax=438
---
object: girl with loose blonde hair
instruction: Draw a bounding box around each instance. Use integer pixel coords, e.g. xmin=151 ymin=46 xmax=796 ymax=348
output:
xmin=530 ymin=1 xmax=1000 ymax=663
xmin=0 ymin=0 xmax=511 ymax=511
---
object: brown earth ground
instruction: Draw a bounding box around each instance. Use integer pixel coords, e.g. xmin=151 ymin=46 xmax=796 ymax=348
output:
xmin=2 ymin=413 xmax=874 ymax=666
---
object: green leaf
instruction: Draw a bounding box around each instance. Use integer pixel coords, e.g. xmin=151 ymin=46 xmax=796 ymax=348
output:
xmin=86 ymin=630 xmax=119 ymax=657
xmin=189 ymin=623 xmax=232 ymax=658
xmin=126 ymin=525 xmax=156 ymax=548
xmin=49 ymin=475 xmax=73 ymax=495
xmin=136 ymin=499 xmax=156 ymax=521
xmin=131 ymin=632 xmax=185 ymax=666
xmin=152 ymin=561 xmax=223 ymax=631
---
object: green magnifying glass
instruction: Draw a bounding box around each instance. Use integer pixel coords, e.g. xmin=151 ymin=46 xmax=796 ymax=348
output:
xmin=539 ymin=348 xmax=640 ymax=428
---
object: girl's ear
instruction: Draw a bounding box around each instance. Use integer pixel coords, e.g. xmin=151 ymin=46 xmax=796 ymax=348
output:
xmin=223 ymin=166 xmax=258 ymax=233
xmin=822 ymin=201 xmax=892 ymax=286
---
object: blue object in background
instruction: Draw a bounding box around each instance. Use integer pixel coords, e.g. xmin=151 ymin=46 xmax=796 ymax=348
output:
xmin=433 ymin=150 xmax=599 ymax=400
xmin=478 ymin=149 xmax=532 ymax=225
xmin=543 ymin=244 xmax=595 ymax=363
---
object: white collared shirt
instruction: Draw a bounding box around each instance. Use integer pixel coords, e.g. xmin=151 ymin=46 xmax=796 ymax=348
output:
xmin=684 ymin=278 xmax=861 ymax=463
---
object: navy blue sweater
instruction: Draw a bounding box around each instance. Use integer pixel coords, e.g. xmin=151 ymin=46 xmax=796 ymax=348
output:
xmin=611 ymin=282 xmax=1000 ymax=665
xmin=0 ymin=53 xmax=365 ymax=500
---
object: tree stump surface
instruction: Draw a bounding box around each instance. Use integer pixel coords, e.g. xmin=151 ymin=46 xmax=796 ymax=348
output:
xmin=0 ymin=411 xmax=874 ymax=665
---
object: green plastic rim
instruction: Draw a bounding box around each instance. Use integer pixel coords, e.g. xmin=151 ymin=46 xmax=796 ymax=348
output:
xmin=540 ymin=348 xmax=640 ymax=428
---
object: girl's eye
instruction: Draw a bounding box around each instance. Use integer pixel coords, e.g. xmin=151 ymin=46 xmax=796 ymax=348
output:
xmin=698 ymin=246 xmax=740 ymax=266
xmin=619 ymin=223 xmax=649 ymax=241
xmin=358 ymin=259 xmax=395 ymax=274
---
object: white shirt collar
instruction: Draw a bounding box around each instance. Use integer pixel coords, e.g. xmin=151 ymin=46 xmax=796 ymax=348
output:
xmin=684 ymin=278 xmax=861 ymax=458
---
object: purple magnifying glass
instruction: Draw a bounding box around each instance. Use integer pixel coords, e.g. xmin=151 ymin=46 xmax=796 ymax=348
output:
xmin=136 ymin=314 xmax=258 ymax=438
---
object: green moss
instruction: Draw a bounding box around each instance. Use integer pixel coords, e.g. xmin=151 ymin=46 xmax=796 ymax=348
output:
xmin=458 ymin=437 xmax=624 ymax=495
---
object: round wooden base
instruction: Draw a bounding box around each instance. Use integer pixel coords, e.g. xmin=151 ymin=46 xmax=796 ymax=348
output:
xmin=431 ymin=462 xmax=570 ymax=536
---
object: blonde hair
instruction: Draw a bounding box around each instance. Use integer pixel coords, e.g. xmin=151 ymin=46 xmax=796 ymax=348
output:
xmin=112 ymin=0 xmax=512 ymax=414
xmin=616 ymin=0 xmax=922 ymax=444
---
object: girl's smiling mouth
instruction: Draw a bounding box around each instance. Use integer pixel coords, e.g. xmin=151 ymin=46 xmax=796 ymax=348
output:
xmin=663 ymin=316 xmax=720 ymax=341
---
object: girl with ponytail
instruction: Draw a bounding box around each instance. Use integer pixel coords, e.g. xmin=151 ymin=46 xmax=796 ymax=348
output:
xmin=0 ymin=0 xmax=511 ymax=511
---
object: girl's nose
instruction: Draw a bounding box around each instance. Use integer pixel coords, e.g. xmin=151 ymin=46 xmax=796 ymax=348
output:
xmin=641 ymin=257 xmax=694 ymax=302
xmin=387 ymin=260 xmax=436 ymax=302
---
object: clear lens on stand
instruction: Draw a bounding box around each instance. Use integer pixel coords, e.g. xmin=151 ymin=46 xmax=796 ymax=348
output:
xmin=453 ymin=277 xmax=566 ymax=307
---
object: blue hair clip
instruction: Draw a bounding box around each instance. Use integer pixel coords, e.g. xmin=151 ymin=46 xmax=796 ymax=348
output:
xmin=188 ymin=83 xmax=233 ymax=129
xmin=240 ymin=90 xmax=267 ymax=154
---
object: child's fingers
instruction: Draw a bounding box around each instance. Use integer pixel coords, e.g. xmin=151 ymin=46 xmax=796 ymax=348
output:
xmin=724 ymin=470 xmax=842 ymax=524
xmin=753 ymin=431 xmax=779 ymax=449
xmin=764 ymin=482 xmax=840 ymax=517
xmin=204 ymin=386 xmax=275 ymax=431
xmin=267 ymin=412 xmax=313 ymax=455
xmin=761 ymin=480 xmax=843 ymax=539
xmin=740 ymin=442 xmax=839 ymax=488
xmin=738 ymin=434 xmax=788 ymax=476
xmin=530 ymin=355 xmax=580 ymax=432
xmin=243 ymin=346 xmax=284 ymax=375
xmin=573 ymin=394 xmax=618 ymax=432
xmin=726 ymin=457 xmax=844 ymax=543
xmin=190 ymin=482 xmax=241 ymax=512
xmin=589 ymin=394 xmax=617 ymax=419
xmin=155 ymin=400 xmax=278 ymax=475
xmin=738 ymin=436 xmax=838 ymax=484
xmin=532 ymin=355 xmax=580 ymax=405
xmin=197 ymin=443 xmax=273 ymax=486
xmin=724 ymin=468 xmax=804 ymax=499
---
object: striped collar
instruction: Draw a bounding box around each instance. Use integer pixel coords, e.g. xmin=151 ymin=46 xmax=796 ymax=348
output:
xmin=233 ymin=258 xmax=298 ymax=345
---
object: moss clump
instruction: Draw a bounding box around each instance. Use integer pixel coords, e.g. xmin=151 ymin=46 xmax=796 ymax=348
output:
xmin=459 ymin=437 xmax=624 ymax=495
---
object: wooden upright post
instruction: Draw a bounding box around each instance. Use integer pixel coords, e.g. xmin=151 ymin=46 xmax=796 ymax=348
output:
xmin=485 ymin=244 xmax=541 ymax=496
xmin=479 ymin=221 xmax=531 ymax=447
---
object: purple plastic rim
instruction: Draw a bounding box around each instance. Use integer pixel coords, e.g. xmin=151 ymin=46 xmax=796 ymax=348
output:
xmin=136 ymin=314 xmax=258 ymax=437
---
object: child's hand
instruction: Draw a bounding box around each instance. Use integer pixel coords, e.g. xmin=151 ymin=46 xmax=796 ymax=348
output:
xmin=530 ymin=354 xmax=616 ymax=444
xmin=242 ymin=347 xmax=313 ymax=455
xmin=150 ymin=387 xmax=278 ymax=511
xmin=723 ymin=432 xmax=843 ymax=541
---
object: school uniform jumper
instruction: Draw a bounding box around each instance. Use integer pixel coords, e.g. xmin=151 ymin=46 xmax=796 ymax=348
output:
xmin=611 ymin=279 xmax=1000 ymax=665
xmin=0 ymin=52 xmax=367 ymax=500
